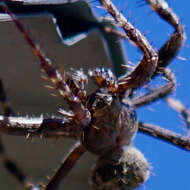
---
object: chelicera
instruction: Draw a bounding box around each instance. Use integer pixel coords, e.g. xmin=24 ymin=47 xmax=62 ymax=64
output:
xmin=0 ymin=0 xmax=189 ymax=190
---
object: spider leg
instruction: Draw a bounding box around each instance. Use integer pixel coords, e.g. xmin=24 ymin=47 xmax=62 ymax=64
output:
xmin=0 ymin=114 xmax=84 ymax=188
xmin=0 ymin=79 xmax=14 ymax=117
xmin=0 ymin=79 xmax=41 ymax=190
xmin=138 ymin=122 xmax=190 ymax=151
xmin=0 ymin=137 xmax=41 ymax=190
xmin=145 ymin=0 xmax=185 ymax=73
xmin=0 ymin=116 xmax=85 ymax=189
xmin=0 ymin=116 xmax=82 ymax=139
xmin=165 ymin=97 xmax=190 ymax=130
xmin=0 ymin=3 xmax=91 ymax=127
xmin=128 ymin=0 xmax=185 ymax=106
xmin=0 ymin=116 xmax=85 ymax=190
xmin=131 ymin=68 xmax=175 ymax=107
xmin=99 ymin=0 xmax=185 ymax=96
xmin=0 ymin=78 xmax=82 ymax=139
xmin=44 ymin=142 xmax=86 ymax=190
xmin=98 ymin=0 xmax=158 ymax=93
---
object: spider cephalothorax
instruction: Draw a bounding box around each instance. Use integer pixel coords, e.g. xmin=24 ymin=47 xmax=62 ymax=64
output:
xmin=82 ymin=74 xmax=138 ymax=155
xmin=0 ymin=0 xmax=189 ymax=190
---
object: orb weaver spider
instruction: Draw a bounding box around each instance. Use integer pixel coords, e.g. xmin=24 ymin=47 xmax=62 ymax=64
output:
xmin=0 ymin=0 xmax=189 ymax=190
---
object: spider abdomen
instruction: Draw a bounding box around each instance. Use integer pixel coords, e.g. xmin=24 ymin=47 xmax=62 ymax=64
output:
xmin=90 ymin=146 xmax=150 ymax=190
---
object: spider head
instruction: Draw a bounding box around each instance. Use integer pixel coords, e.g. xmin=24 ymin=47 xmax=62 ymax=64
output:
xmin=90 ymin=146 xmax=150 ymax=190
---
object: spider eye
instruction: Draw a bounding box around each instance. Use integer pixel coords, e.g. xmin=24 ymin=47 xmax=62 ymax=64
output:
xmin=92 ymin=93 xmax=113 ymax=109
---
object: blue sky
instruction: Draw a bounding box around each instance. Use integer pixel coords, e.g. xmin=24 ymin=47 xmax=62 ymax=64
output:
xmin=94 ymin=0 xmax=190 ymax=189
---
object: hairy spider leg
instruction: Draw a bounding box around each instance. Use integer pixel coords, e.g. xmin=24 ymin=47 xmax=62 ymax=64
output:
xmin=99 ymin=0 xmax=185 ymax=98
xmin=131 ymin=0 xmax=190 ymax=151
xmin=132 ymin=77 xmax=190 ymax=151
xmin=145 ymin=0 xmax=185 ymax=71
xmin=98 ymin=0 xmax=158 ymax=93
xmin=132 ymin=68 xmax=175 ymax=107
xmin=133 ymin=0 xmax=185 ymax=106
xmin=138 ymin=122 xmax=190 ymax=151
xmin=0 ymin=116 xmax=80 ymax=139
xmin=43 ymin=72 xmax=89 ymax=190
xmin=127 ymin=0 xmax=185 ymax=107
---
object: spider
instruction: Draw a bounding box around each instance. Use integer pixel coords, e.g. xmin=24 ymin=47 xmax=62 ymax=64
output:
xmin=0 ymin=0 xmax=189 ymax=190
